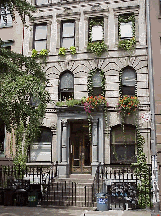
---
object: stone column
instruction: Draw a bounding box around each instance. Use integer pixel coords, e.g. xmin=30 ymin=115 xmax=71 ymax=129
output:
xmin=51 ymin=124 xmax=57 ymax=163
xmin=58 ymin=119 xmax=69 ymax=178
xmin=61 ymin=120 xmax=67 ymax=163
xmin=91 ymin=118 xmax=99 ymax=176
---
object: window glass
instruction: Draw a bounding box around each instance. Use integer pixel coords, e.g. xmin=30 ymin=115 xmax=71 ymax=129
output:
xmin=92 ymin=71 xmax=102 ymax=87
xmin=34 ymin=24 xmax=47 ymax=51
xmin=30 ymin=128 xmax=52 ymax=162
xmin=60 ymin=72 xmax=74 ymax=90
xmin=120 ymin=22 xmax=133 ymax=38
xmin=121 ymin=67 xmax=136 ymax=96
xmin=111 ymin=125 xmax=136 ymax=164
xmin=122 ymin=69 xmax=136 ymax=86
xmin=36 ymin=0 xmax=48 ymax=5
xmin=59 ymin=71 xmax=74 ymax=101
xmin=61 ymin=21 xmax=75 ymax=48
xmin=35 ymin=40 xmax=47 ymax=51
xmin=63 ymin=22 xmax=74 ymax=37
xmin=35 ymin=25 xmax=47 ymax=40
xmin=62 ymin=38 xmax=74 ymax=48
xmin=92 ymin=26 xmax=103 ymax=41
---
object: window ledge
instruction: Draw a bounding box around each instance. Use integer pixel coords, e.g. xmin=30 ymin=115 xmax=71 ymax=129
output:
xmin=26 ymin=162 xmax=52 ymax=166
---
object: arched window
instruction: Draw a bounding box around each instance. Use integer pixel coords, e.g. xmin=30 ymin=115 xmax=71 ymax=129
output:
xmin=121 ymin=67 xmax=136 ymax=96
xmin=110 ymin=124 xmax=136 ymax=164
xmin=29 ymin=127 xmax=52 ymax=162
xmin=92 ymin=69 xmax=102 ymax=96
xmin=59 ymin=70 xmax=74 ymax=101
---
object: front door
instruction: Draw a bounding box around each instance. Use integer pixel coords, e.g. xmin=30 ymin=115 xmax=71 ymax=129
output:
xmin=70 ymin=121 xmax=91 ymax=174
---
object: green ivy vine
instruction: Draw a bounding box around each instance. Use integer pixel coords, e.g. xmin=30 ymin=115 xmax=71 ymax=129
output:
xmin=87 ymin=17 xmax=108 ymax=56
xmin=118 ymin=13 xmax=136 ymax=50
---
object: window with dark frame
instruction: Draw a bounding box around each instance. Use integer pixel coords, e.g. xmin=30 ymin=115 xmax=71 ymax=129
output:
xmin=121 ymin=67 xmax=136 ymax=96
xmin=0 ymin=6 xmax=12 ymax=28
xmin=29 ymin=127 xmax=52 ymax=162
xmin=59 ymin=71 xmax=74 ymax=101
xmin=92 ymin=70 xmax=102 ymax=96
xmin=33 ymin=24 xmax=47 ymax=51
xmin=110 ymin=124 xmax=136 ymax=164
xmin=61 ymin=21 xmax=75 ymax=48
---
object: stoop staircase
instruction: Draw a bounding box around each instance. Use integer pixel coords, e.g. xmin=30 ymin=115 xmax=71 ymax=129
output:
xmin=42 ymin=174 xmax=97 ymax=207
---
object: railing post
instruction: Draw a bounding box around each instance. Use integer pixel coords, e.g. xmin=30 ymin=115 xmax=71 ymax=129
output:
xmin=72 ymin=182 xmax=73 ymax=206
xmin=85 ymin=186 xmax=86 ymax=207
xmin=75 ymin=182 xmax=76 ymax=206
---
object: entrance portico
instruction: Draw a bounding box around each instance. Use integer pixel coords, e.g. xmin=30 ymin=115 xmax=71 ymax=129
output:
xmin=56 ymin=107 xmax=104 ymax=178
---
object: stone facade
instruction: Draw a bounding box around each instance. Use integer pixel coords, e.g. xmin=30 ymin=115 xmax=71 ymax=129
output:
xmin=23 ymin=0 xmax=151 ymax=178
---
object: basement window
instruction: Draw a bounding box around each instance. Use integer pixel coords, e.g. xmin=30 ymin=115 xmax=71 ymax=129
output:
xmin=29 ymin=127 xmax=52 ymax=162
xmin=111 ymin=124 xmax=137 ymax=164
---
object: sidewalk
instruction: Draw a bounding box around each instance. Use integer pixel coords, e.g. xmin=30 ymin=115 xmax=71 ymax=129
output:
xmin=81 ymin=209 xmax=152 ymax=216
xmin=0 ymin=206 xmax=158 ymax=216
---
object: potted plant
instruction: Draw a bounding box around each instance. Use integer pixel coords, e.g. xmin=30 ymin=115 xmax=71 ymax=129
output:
xmin=117 ymin=95 xmax=139 ymax=118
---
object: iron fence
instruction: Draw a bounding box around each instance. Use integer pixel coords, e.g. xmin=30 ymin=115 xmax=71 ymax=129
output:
xmin=0 ymin=163 xmax=152 ymax=209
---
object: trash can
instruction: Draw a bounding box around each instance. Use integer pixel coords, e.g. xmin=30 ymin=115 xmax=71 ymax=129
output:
xmin=28 ymin=190 xmax=38 ymax=207
xmin=15 ymin=189 xmax=28 ymax=206
xmin=96 ymin=193 xmax=108 ymax=211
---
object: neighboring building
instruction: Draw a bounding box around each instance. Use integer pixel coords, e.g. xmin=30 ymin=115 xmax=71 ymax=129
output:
xmin=23 ymin=0 xmax=152 ymax=179
xmin=0 ymin=6 xmax=23 ymax=166
xmin=149 ymin=0 xmax=161 ymax=208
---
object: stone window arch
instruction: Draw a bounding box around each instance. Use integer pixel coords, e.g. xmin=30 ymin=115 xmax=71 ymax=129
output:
xmin=59 ymin=70 xmax=74 ymax=101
